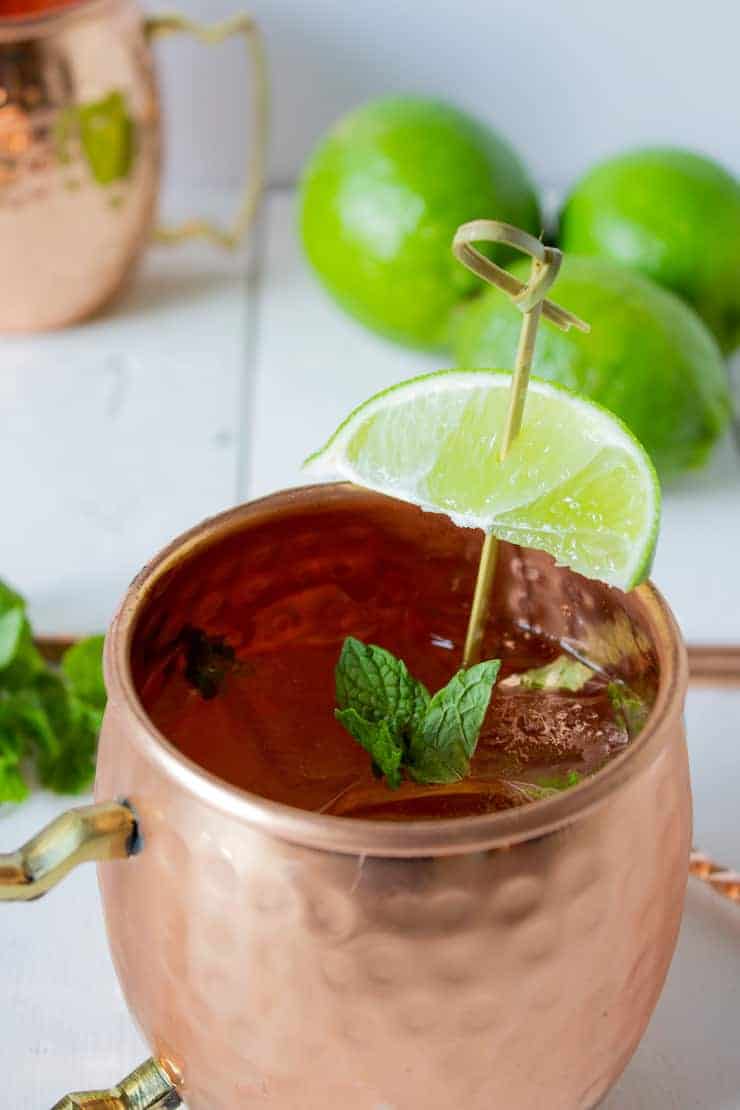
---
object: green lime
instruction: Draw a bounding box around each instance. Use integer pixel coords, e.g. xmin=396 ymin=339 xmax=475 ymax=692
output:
xmin=299 ymin=97 xmax=540 ymax=349
xmin=454 ymin=254 xmax=729 ymax=477
xmin=560 ymin=148 xmax=740 ymax=353
xmin=305 ymin=370 xmax=660 ymax=591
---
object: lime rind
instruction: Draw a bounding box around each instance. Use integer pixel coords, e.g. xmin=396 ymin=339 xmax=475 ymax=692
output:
xmin=304 ymin=369 xmax=661 ymax=591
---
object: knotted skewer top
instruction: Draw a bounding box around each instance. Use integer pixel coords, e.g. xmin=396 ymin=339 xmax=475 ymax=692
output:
xmin=452 ymin=220 xmax=590 ymax=334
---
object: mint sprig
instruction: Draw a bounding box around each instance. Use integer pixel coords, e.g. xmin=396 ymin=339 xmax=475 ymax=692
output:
xmin=0 ymin=580 xmax=106 ymax=803
xmin=335 ymin=637 xmax=500 ymax=788
xmin=335 ymin=708 xmax=405 ymax=789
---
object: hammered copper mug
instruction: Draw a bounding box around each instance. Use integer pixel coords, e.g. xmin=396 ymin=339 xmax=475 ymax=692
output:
xmin=0 ymin=0 xmax=267 ymax=331
xmin=0 ymin=484 xmax=691 ymax=1109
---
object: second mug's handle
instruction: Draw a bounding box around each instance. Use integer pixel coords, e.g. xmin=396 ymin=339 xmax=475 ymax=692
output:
xmin=145 ymin=12 xmax=268 ymax=249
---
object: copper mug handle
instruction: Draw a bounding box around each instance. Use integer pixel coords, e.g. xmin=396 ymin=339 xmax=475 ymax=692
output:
xmin=145 ymin=12 xmax=268 ymax=249
xmin=0 ymin=801 xmax=182 ymax=1108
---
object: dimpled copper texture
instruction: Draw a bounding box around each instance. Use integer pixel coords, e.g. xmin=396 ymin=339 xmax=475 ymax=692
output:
xmin=0 ymin=0 xmax=160 ymax=330
xmin=96 ymin=484 xmax=691 ymax=1110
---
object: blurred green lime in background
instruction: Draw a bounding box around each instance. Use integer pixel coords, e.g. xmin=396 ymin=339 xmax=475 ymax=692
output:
xmin=560 ymin=148 xmax=740 ymax=354
xmin=454 ymin=254 xmax=730 ymax=477
xmin=299 ymin=96 xmax=541 ymax=349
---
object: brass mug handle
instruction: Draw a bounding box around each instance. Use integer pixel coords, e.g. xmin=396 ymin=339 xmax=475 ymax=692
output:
xmin=0 ymin=803 xmax=182 ymax=1106
xmin=0 ymin=801 xmax=136 ymax=902
xmin=145 ymin=12 xmax=268 ymax=249
xmin=51 ymin=1058 xmax=181 ymax=1110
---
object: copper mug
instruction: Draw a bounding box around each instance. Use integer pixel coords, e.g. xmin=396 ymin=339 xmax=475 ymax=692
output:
xmin=0 ymin=0 xmax=267 ymax=331
xmin=0 ymin=484 xmax=691 ymax=1109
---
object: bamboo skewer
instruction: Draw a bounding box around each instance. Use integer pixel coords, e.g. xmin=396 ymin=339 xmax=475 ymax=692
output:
xmin=461 ymin=256 xmax=546 ymax=667
xmin=452 ymin=222 xmax=589 ymax=667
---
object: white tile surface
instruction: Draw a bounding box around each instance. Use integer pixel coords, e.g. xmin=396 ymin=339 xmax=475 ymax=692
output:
xmin=246 ymin=192 xmax=439 ymax=500
xmin=1 ymin=187 xmax=739 ymax=1107
xmin=1 ymin=212 xmax=251 ymax=636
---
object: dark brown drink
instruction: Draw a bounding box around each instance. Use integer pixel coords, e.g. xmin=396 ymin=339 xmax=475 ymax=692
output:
xmin=133 ymin=490 xmax=657 ymax=820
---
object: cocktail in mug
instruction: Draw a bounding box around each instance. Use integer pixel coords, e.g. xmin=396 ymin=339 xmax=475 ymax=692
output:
xmin=0 ymin=227 xmax=690 ymax=1109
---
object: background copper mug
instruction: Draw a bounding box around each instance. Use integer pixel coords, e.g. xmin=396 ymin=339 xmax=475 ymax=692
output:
xmin=0 ymin=485 xmax=691 ymax=1109
xmin=0 ymin=0 xmax=267 ymax=332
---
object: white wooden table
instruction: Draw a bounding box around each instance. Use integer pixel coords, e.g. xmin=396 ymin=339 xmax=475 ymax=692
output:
xmin=1 ymin=188 xmax=739 ymax=1108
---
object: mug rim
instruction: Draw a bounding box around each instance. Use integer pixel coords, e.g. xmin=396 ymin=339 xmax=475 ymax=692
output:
xmin=104 ymin=482 xmax=688 ymax=859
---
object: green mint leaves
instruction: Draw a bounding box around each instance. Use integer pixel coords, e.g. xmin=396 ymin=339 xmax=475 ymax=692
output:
xmin=335 ymin=637 xmax=500 ymax=788
xmin=335 ymin=708 xmax=405 ymax=789
xmin=408 ymin=661 xmax=502 ymax=785
xmin=0 ymin=580 xmax=106 ymax=804
xmin=335 ymin=636 xmax=429 ymax=733
xmin=61 ymin=635 xmax=107 ymax=711
xmin=335 ymin=638 xmax=430 ymax=789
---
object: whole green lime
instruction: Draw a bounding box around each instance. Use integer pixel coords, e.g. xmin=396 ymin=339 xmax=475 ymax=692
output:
xmin=299 ymin=97 xmax=540 ymax=349
xmin=454 ymin=255 xmax=730 ymax=476
xmin=560 ymin=148 xmax=740 ymax=353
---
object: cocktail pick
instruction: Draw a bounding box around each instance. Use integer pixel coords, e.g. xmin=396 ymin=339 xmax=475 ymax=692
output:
xmin=451 ymin=220 xmax=590 ymax=667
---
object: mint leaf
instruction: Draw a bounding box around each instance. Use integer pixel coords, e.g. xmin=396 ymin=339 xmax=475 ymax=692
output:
xmin=518 ymin=654 xmax=594 ymax=692
xmin=407 ymin=660 xmax=500 ymax=785
xmin=0 ymin=695 xmax=32 ymax=803
xmin=0 ymin=669 xmax=100 ymax=798
xmin=608 ymin=682 xmax=649 ymax=737
xmin=335 ymin=707 xmax=404 ymax=789
xmin=406 ymin=731 xmax=470 ymax=784
xmin=0 ymin=608 xmax=24 ymax=670
xmin=0 ymin=750 xmax=28 ymax=804
xmin=0 ymin=579 xmax=106 ymax=802
xmin=422 ymin=660 xmax=501 ymax=759
xmin=31 ymin=672 xmax=99 ymax=794
xmin=0 ymin=581 xmax=44 ymax=689
xmin=336 ymin=637 xmax=429 ymax=735
xmin=0 ymin=689 xmax=55 ymax=754
xmin=61 ymin=635 xmax=106 ymax=710
xmin=0 ymin=581 xmax=25 ymax=615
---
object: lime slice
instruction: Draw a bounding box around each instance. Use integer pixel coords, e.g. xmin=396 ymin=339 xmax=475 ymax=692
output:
xmin=304 ymin=370 xmax=660 ymax=590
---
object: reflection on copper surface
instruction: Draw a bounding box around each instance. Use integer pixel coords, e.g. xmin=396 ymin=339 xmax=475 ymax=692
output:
xmin=0 ymin=0 xmax=159 ymax=329
xmin=0 ymin=101 xmax=31 ymax=154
